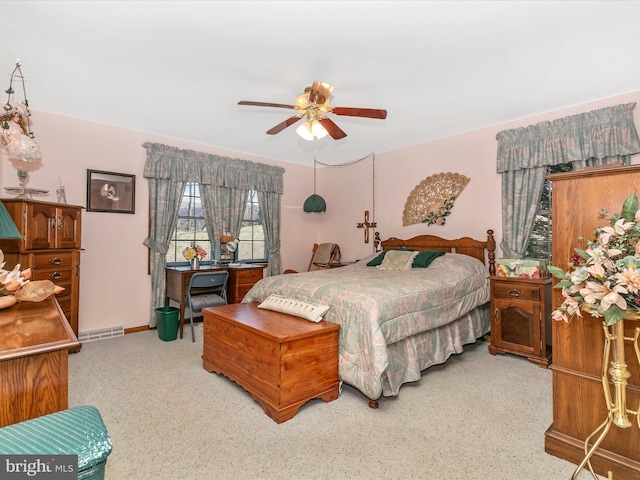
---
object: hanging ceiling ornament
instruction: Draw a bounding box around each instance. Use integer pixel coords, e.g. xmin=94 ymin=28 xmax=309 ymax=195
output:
xmin=402 ymin=172 xmax=470 ymax=226
xmin=1 ymin=61 xmax=41 ymax=162
xmin=303 ymin=158 xmax=326 ymax=212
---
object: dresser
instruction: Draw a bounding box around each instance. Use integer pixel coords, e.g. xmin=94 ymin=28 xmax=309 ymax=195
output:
xmin=488 ymin=276 xmax=552 ymax=367
xmin=544 ymin=165 xmax=640 ymax=479
xmin=0 ymin=200 xmax=83 ymax=342
xmin=0 ymin=296 xmax=80 ymax=427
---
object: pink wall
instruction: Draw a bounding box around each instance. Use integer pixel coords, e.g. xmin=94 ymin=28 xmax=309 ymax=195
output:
xmin=316 ymin=90 xmax=640 ymax=263
xmin=2 ymin=90 xmax=639 ymax=334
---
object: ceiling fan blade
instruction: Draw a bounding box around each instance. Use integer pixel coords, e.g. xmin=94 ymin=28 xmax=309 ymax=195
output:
xmin=266 ymin=116 xmax=302 ymax=135
xmin=318 ymin=118 xmax=347 ymax=140
xmin=331 ymin=107 xmax=387 ymax=119
xmin=238 ymin=101 xmax=296 ymax=110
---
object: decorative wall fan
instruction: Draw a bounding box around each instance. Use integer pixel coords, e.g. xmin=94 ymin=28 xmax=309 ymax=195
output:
xmin=238 ymin=81 xmax=387 ymax=140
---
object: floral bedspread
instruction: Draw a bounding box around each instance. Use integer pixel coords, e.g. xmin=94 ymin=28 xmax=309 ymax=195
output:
xmin=242 ymin=253 xmax=490 ymax=400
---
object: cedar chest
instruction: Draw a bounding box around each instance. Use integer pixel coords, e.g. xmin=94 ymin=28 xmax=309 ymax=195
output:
xmin=202 ymin=302 xmax=340 ymax=423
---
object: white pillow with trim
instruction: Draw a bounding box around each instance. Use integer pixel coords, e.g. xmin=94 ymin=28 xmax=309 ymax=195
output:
xmin=257 ymin=294 xmax=330 ymax=323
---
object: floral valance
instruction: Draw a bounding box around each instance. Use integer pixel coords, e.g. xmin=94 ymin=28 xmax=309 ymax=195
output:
xmin=142 ymin=142 xmax=285 ymax=193
xmin=496 ymin=103 xmax=640 ymax=173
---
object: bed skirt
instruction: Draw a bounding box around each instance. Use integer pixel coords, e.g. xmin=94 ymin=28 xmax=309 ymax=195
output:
xmin=379 ymin=302 xmax=490 ymax=397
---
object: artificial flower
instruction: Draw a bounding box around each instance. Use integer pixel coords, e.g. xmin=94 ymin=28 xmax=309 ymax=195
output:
xmin=548 ymin=193 xmax=640 ymax=326
xmin=183 ymin=243 xmax=207 ymax=261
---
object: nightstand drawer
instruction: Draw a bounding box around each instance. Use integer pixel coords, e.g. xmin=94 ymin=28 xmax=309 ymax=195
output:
xmin=492 ymin=282 xmax=540 ymax=301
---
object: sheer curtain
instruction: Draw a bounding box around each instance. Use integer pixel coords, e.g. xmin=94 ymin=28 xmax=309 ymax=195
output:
xmin=496 ymin=103 xmax=640 ymax=258
xmin=142 ymin=142 xmax=285 ymax=326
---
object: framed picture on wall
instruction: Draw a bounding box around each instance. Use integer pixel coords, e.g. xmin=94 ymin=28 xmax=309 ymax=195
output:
xmin=86 ymin=169 xmax=136 ymax=214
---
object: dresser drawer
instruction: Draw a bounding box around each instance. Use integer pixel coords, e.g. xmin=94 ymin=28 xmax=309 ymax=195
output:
xmin=56 ymin=294 xmax=72 ymax=316
xmin=492 ymin=282 xmax=540 ymax=301
xmin=31 ymin=266 xmax=73 ymax=287
xmin=30 ymin=252 xmax=74 ymax=268
xmin=236 ymin=268 xmax=263 ymax=284
xmin=236 ymin=285 xmax=255 ymax=302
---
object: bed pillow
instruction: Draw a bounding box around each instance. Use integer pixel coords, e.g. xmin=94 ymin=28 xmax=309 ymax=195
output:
xmin=377 ymin=250 xmax=418 ymax=270
xmin=366 ymin=251 xmax=387 ymax=266
xmin=412 ymin=250 xmax=445 ymax=268
xmin=257 ymin=294 xmax=330 ymax=323
xmin=366 ymin=249 xmax=415 ymax=266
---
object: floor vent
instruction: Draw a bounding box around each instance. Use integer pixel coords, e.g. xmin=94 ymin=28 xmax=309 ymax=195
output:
xmin=78 ymin=326 xmax=125 ymax=343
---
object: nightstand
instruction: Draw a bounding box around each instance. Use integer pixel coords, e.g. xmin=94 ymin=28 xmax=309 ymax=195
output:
xmin=488 ymin=276 xmax=552 ymax=368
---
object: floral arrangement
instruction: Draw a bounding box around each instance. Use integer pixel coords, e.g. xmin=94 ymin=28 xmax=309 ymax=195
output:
xmin=183 ymin=243 xmax=207 ymax=261
xmin=548 ymin=193 xmax=640 ymax=326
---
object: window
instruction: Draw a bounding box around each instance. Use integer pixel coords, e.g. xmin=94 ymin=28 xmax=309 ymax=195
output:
xmin=524 ymin=163 xmax=573 ymax=260
xmin=237 ymin=190 xmax=267 ymax=262
xmin=166 ymin=183 xmax=211 ymax=264
xmin=166 ymin=184 xmax=266 ymax=264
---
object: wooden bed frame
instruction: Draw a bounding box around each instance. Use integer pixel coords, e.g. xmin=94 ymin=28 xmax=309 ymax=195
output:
xmin=379 ymin=229 xmax=496 ymax=275
xmin=359 ymin=229 xmax=496 ymax=409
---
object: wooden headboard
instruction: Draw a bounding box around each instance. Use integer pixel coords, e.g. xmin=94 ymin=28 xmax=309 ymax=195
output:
xmin=380 ymin=229 xmax=496 ymax=275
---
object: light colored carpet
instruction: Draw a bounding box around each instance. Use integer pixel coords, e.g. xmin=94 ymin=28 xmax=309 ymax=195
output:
xmin=68 ymin=324 xmax=604 ymax=480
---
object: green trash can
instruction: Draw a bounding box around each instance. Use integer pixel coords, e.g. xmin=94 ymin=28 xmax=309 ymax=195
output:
xmin=155 ymin=306 xmax=180 ymax=341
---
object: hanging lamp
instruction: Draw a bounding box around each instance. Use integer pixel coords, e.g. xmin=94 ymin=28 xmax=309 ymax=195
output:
xmin=1 ymin=61 xmax=41 ymax=162
xmin=303 ymin=158 xmax=326 ymax=212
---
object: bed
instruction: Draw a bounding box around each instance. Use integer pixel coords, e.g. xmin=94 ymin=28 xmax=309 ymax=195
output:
xmin=242 ymin=230 xmax=496 ymax=408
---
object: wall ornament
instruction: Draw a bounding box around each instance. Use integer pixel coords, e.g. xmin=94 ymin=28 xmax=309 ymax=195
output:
xmin=402 ymin=172 xmax=470 ymax=226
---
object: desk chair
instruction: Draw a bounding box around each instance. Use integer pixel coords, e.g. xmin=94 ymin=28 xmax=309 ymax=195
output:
xmin=185 ymin=271 xmax=229 ymax=342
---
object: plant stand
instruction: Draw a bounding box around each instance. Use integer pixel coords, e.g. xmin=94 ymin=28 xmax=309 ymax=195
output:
xmin=572 ymin=319 xmax=640 ymax=479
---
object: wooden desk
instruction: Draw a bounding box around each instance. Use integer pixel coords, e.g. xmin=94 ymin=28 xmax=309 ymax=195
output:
xmin=0 ymin=296 xmax=80 ymax=427
xmin=165 ymin=264 xmax=265 ymax=338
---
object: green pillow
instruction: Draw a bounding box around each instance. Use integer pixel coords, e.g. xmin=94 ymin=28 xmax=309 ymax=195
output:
xmin=412 ymin=250 xmax=445 ymax=268
xmin=366 ymin=251 xmax=387 ymax=266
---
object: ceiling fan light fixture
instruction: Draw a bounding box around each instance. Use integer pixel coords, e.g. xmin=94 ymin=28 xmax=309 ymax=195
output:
xmin=296 ymin=120 xmax=328 ymax=141
xmin=238 ymin=80 xmax=387 ymax=140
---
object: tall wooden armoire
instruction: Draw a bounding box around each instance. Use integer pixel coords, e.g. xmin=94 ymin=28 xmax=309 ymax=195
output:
xmin=544 ymin=164 xmax=640 ymax=479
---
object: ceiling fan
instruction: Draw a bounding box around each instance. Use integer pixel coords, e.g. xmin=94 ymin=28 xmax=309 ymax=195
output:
xmin=238 ymin=81 xmax=387 ymax=140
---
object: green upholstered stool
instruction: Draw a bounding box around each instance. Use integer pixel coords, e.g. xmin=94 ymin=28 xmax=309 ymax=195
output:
xmin=0 ymin=405 xmax=112 ymax=480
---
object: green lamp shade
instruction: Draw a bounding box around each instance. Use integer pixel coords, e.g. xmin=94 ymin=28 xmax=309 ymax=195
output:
xmin=0 ymin=201 xmax=21 ymax=239
xmin=303 ymin=194 xmax=326 ymax=213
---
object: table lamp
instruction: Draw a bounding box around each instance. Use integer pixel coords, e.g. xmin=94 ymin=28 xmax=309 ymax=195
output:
xmin=0 ymin=201 xmax=21 ymax=239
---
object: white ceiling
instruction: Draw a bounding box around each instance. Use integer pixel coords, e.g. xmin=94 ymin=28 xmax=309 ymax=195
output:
xmin=3 ymin=1 xmax=640 ymax=167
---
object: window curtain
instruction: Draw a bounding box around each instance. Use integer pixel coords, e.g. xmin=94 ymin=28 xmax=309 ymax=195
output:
xmin=257 ymin=190 xmax=282 ymax=277
xmin=142 ymin=142 xmax=285 ymax=326
xmin=496 ymin=103 xmax=640 ymax=258
xmin=198 ymin=185 xmax=248 ymax=251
